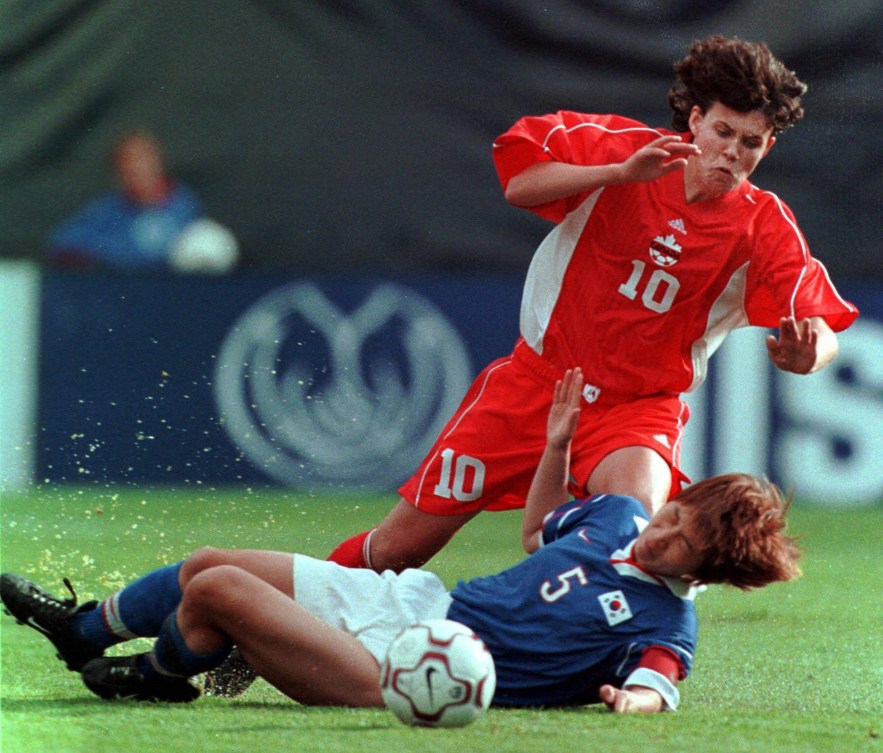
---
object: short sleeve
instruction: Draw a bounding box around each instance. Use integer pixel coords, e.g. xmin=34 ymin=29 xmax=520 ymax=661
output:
xmin=745 ymin=195 xmax=859 ymax=332
xmin=492 ymin=112 xmax=666 ymax=223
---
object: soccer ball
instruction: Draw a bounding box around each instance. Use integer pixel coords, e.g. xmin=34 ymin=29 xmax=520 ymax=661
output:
xmin=380 ymin=619 xmax=496 ymax=728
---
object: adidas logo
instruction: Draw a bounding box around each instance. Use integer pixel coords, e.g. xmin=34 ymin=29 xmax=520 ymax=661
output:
xmin=668 ymin=218 xmax=686 ymax=235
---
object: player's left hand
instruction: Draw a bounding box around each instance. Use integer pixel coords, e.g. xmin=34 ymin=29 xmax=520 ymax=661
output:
xmin=599 ymin=684 xmax=663 ymax=713
xmin=765 ymin=316 xmax=821 ymax=374
xmin=547 ymin=368 xmax=583 ymax=450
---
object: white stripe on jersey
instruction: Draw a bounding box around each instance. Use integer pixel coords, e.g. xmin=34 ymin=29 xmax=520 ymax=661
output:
xmin=539 ymin=122 xmax=664 ymax=153
xmin=751 ymin=188 xmax=856 ymax=322
xmin=686 ymin=262 xmax=750 ymax=392
xmin=765 ymin=190 xmax=809 ymax=319
xmin=520 ymin=190 xmax=602 ymax=354
xmin=813 ymin=257 xmax=857 ymax=312
xmin=412 ymin=358 xmax=512 ymax=509
xmin=670 ymin=400 xmax=689 ymax=470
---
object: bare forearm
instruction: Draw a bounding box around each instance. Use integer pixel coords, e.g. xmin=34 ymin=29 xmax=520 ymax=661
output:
xmin=504 ymin=136 xmax=699 ymax=207
xmin=807 ymin=318 xmax=839 ymax=373
xmin=522 ymin=444 xmax=570 ymax=552
xmin=505 ymin=162 xmax=624 ymax=207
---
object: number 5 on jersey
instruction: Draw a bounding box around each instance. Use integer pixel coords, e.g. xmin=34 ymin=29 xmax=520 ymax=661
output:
xmin=540 ymin=566 xmax=588 ymax=602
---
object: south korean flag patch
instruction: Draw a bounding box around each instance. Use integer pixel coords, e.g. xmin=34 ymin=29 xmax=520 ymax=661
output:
xmin=598 ymin=590 xmax=633 ymax=626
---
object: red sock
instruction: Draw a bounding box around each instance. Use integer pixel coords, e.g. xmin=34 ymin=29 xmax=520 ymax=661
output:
xmin=327 ymin=530 xmax=372 ymax=568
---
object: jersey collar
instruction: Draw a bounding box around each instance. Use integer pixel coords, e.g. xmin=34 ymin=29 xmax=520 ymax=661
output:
xmin=609 ymin=536 xmax=703 ymax=601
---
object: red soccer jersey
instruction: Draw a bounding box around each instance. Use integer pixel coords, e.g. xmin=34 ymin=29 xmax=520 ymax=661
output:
xmin=493 ymin=112 xmax=859 ymax=397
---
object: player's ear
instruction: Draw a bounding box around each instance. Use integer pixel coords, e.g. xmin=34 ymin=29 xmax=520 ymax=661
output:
xmin=763 ymin=135 xmax=776 ymax=157
xmin=687 ymin=106 xmax=704 ymax=136
xmin=679 ymin=574 xmax=702 ymax=585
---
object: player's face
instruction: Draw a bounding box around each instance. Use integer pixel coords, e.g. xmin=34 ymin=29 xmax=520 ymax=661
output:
xmin=633 ymin=502 xmax=703 ymax=579
xmin=684 ymin=102 xmax=775 ymax=202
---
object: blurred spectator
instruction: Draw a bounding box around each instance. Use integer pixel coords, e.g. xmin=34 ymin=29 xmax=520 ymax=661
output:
xmin=48 ymin=130 xmax=238 ymax=274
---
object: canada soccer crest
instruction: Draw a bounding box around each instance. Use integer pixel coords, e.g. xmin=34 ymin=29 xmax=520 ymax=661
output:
xmin=649 ymin=234 xmax=682 ymax=267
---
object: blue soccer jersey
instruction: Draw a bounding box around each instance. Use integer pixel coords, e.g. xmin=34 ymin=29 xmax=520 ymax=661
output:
xmin=447 ymin=494 xmax=697 ymax=708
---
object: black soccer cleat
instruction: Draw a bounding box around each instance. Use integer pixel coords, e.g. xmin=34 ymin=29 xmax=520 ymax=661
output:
xmin=0 ymin=572 xmax=102 ymax=671
xmin=82 ymin=654 xmax=200 ymax=703
xmin=203 ymin=647 xmax=257 ymax=697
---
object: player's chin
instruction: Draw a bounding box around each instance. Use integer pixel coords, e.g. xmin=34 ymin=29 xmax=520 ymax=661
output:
xmin=709 ymin=169 xmax=740 ymax=194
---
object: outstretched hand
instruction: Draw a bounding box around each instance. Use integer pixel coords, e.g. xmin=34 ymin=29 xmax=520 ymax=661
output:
xmin=522 ymin=368 xmax=585 ymax=552
xmin=766 ymin=316 xmax=821 ymax=374
xmin=619 ymin=135 xmax=701 ymax=183
xmin=547 ymin=368 xmax=583 ymax=450
xmin=599 ymin=684 xmax=664 ymax=714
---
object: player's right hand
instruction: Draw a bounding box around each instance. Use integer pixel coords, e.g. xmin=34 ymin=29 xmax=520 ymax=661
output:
xmin=619 ymin=135 xmax=700 ymax=183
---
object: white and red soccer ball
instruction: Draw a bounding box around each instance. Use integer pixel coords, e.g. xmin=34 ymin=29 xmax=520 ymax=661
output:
xmin=380 ymin=619 xmax=496 ymax=728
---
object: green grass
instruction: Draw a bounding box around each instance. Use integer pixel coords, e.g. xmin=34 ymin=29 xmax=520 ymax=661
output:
xmin=2 ymin=485 xmax=881 ymax=753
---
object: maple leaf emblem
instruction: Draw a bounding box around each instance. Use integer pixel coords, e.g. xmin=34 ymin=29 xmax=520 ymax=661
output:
xmin=649 ymin=234 xmax=683 ymax=267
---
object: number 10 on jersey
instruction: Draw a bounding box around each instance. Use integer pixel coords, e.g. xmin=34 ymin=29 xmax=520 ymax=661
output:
xmin=618 ymin=259 xmax=681 ymax=314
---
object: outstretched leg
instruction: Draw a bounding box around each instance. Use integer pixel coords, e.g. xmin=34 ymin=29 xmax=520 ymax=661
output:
xmin=179 ymin=564 xmax=383 ymax=706
xmin=82 ymin=558 xmax=384 ymax=706
xmin=328 ymin=499 xmax=477 ymax=572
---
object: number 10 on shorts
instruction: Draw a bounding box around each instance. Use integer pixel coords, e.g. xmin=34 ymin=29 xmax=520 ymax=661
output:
xmin=433 ymin=448 xmax=486 ymax=502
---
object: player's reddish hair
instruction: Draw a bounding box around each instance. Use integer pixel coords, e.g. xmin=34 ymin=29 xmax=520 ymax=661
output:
xmin=675 ymin=473 xmax=802 ymax=590
xmin=668 ymin=35 xmax=807 ymax=134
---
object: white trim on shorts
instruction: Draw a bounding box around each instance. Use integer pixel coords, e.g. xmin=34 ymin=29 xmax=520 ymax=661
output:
xmin=292 ymin=554 xmax=453 ymax=663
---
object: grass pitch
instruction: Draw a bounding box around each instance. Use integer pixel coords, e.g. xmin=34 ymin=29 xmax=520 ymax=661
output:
xmin=1 ymin=485 xmax=881 ymax=753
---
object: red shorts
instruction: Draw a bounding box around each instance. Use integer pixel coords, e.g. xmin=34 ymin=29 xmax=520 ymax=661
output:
xmin=398 ymin=341 xmax=690 ymax=515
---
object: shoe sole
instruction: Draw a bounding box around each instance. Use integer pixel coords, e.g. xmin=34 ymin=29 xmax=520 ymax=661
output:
xmin=82 ymin=660 xmax=200 ymax=704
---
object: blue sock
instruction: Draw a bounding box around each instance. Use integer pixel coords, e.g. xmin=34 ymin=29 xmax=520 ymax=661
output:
xmin=71 ymin=562 xmax=184 ymax=650
xmin=140 ymin=611 xmax=232 ymax=679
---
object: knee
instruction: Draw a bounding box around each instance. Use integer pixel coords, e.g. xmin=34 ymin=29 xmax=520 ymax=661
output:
xmin=182 ymin=565 xmax=243 ymax=612
xmin=181 ymin=547 xmax=234 ymax=586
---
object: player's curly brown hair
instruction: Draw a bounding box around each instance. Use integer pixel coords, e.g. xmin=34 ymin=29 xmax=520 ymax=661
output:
xmin=668 ymin=36 xmax=807 ymax=134
xmin=675 ymin=473 xmax=802 ymax=590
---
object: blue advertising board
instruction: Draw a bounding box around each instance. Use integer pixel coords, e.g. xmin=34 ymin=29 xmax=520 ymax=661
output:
xmin=33 ymin=271 xmax=882 ymax=505
xmin=36 ymin=271 xmax=521 ymax=491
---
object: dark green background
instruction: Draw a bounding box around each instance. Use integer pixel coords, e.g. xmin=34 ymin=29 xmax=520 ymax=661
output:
xmin=1 ymin=0 xmax=880 ymax=277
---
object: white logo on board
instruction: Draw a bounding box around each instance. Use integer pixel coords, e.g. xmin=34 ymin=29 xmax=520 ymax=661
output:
xmin=213 ymin=281 xmax=472 ymax=488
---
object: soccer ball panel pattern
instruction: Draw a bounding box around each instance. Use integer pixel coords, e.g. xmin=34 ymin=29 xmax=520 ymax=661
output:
xmin=380 ymin=619 xmax=496 ymax=728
